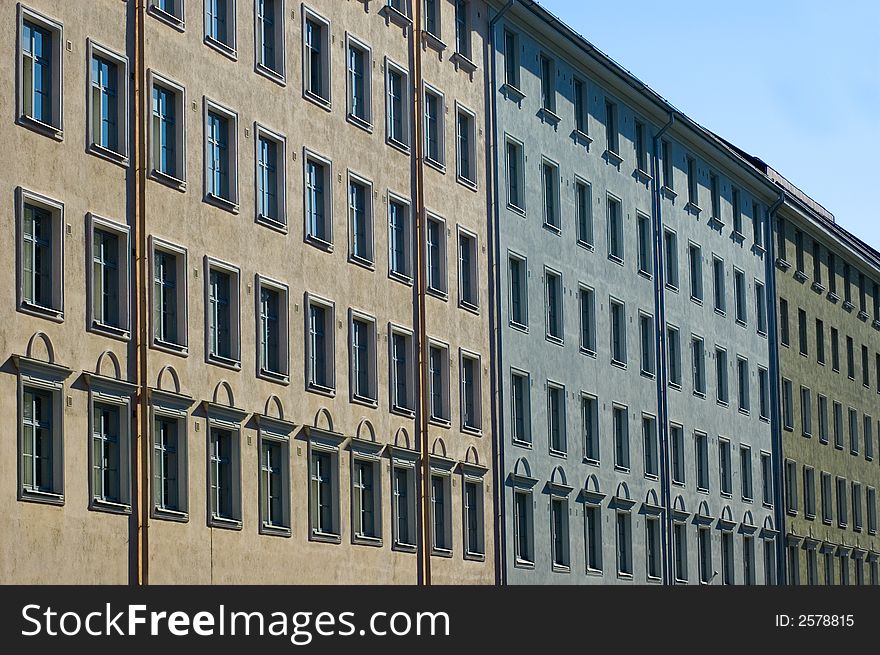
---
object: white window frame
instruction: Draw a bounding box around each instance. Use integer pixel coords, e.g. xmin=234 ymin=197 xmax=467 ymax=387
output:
xmin=575 ymin=177 xmax=593 ymax=248
xmin=303 ymin=148 xmax=334 ymax=249
xmin=349 ymin=309 xmax=378 ymax=405
xmin=347 ymin=171 xmax=375 ymax=267
xmin=350 ymin=444 xmax=383 ymax=545
xmin=456 ymin=225 xmax=479 ymax=311
xmin=309 ymin=437 xmax=341 ymax=541
xmin=385 ymin=58 xmax=411 ymax=151
xmin=504 ymin=135 xmax=525 ymax=213
xmin=462 ymin=470 xmax=486 ymax=560
xmin=256 ymin=274 xmax=289 ymax=382
xmin=507 ymin=251 xmax=528 ymax=329
xmin=544 ymin=267 xmax=564 ymax=343
xmin=610 ymin=297 xmax=627 ymax=366
xmin=345 ymin=32 xmax=372 ymax=129
xmin=541 ymin=158 xmax=561 ymax=232
xmin=579 ymin=284 xmax=596 ymax=355
xmin=88 ymin=214 xmax=131 ymax=339
xmin=17 ymin=5 xmax=64 ymax=137
xmin=430 ymin=466 xmax=453 ymax=555
xmin=387 ymin=192 xmax=413 ymax=283
xmin=17 ymin=187 xmax=65 ymax=320
xmin=258 ymin=417 xmax=293 ymax=536
xmin=427 ymin=339 xmax=451 ymax=425
xmin=254 ymin=122 xmax=288 ymax=230
xmin=150 ymin=393 xmax=190 ymax=521
xmin=391 ymin=452 xmax=418 ymax=550
xmin=150 ymin=236 xmax=188 ymax=353
xmin=88 ymin=381 xmax=136 ymax=514
xmin=639 ymin=311 xmax=655 ymax=377
xmin=423 ymin=82 xmax=446 ymax=170
xmin=305 ymin=292 xmax=336 ymax=394
xmin=204 ymin=257 xmax=241 ymax=368
xmin=147 ymin=70 xmax=187 ymax=187
xmin=86 ymin=39 xmax=129 ymax=162
xmin=425 ymin=212 xmax=448 ymax=297
xmin=204 ymin=0 xmax=237 ymax=57
xmin=203 ymin=97 xmax=240 ymax=211
xmin=459 ymin=349 xmax=482 ymax=434
xmin=302 ymin=5 xmax=331 ymax=107
xmin=455 ymin=102 xmax=477 ymax=188
xmin=388 ymin=323 xmax=415 ymax=415
xmin=510 ymin=368 xmax=532 ymax=446
xmin=254 ymin=0 xmax=286 ymax=83
xmin=148 ymin=0 xmax=186 ymax=29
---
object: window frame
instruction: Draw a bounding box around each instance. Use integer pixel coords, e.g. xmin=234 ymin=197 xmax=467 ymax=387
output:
xmin=348 ymin=309 xmax=378 ymax=406
xmin=255 ymin=274 xmax=290 ymax=383
xmin=455 ymin=102 xmax=477 ymax=188
xmin=427 ymin=338 xmax=451 ymax=425
xmin=16 ymin=188 xmax=65 ymax=321
xmin=385 ymin=58 xmax=411 ymax=151
xmin=150 ymin=236 xmax=189 ymax=354
xmin=204 ymin=0 xmax=238 ymax=58
xmin=303 ymin=148 xmax=334 ymax=249
xmin=147 ymin=69 xmax=187 ymax=188
xmin=305 ymin=292 xmax=336 ymax=395
xmin=87 ymin=215 xmax=131 ymax=339
xmin=459 ymin=348 xmax=483 ymax=434
xmin=86 ymin=39 xmax=129 ymax=162
xmin=254 ymin=122 xmax=288 ymax=231
xmin=388 ymin=323 xmax=416 ymax=415
xmin=347 ymin=170 xmax=375 ymax=267
xmin=457 ymin=225 xmax=480 ymax=311
xmin=17 ymin=5 xmax=64 ymax=138
xmin=254 ymin=0 xmax=286 ymax=83
xmin=203 ymin=97 xmax=240 ymax=211
xmin=425 ymin=212 xmax=449 ymax=298
xmin=302 ymin=6 xmax=331 ymax=108
xmin=257 ymin=417 xmax=293 ymax=536
xmin=387 ymin=191 xmax=413 ymax=283
xmin=150 ymin=391 xmax=191 ymax=522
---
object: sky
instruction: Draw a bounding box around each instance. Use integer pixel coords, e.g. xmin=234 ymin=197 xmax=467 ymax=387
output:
xmin=539 ymin=0 xmax=880 ymax=249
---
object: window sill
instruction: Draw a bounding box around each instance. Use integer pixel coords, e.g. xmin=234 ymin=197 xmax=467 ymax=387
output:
xmin=18 ymin=114 xmax=63 ymax=141
xmin=690 ymin=296 xmax=703 ymax=306
xmin=714 ymin=307 xmax=727 ymax=318
xmin=506 ymin=202 xmax=526 ymax=217
xmin=147 ymin=5 xmax=185 ymax=31
xmin=456 ymin=174 xmax=478 ymax=192
xmin=661 ymin=186 xmax=677 ymax=201
xmin=637 ymin=269 xmax=652 ymax=281
xmin=458 ymin=299 xmax=480 ymax=315
xmin=150 ymin=168 xmax=187 ymax=192
xmin=152 ymin=507 xmax=189 ymax=523
xmin=386 ymin=137 xmax=411 ymax=156
xmin=640 ymin=370 xmax=656 ymax=380
xmin=512 ymin=439 xmax=532 ymax=449
xmin=610 ymin=359 xmax=627 ymax=370
xmin=90 ymin=321 xmax=131 ymax=342
xmin=537 ymin=107 xmax=561 ymax=126
xmin=793 ymin=270 xmax=808 ymax=283
xmin=613 ymin=465 xmax=630 ymax=474
xmin=464 ymin=551 xmax=486 ymax=562
xmin=307 ymin=383 xmax=336 ymax=398
xmin=426 ymin=287 xmax=448 ymax=301
xmin=508 ymin=320 xmax=529 ymax=334
xmin=731 ymin=230 xmax=745 ymax=245
xmin=204 ymin=192 xmax=239 ymax=214
xmin=348 ymin=254 xmax=376 ymax=271
xmin=431 ymin=547 xmax=454 ymax=559
xmin=425 ymin=157 xmax=446 ymax=174
xmin=88 ymin=143 xmax=129 ymax=168
xmin=256 ymin=213 xmax=288 ymax=234
xmin=500 ymin=83 xmax=525 ymax=103
xmin=684 ymin=201 xmax=702 ymax=216
xmin=255 ymin=63 xmax=286 ymax=87
xmin=346 ymin=113 xmax=373 ymax=134
xmin=635 ymin=168 xmax=652 ymax=184
xmin=580 ymin=347 xmax=597 ymax=358
xmin=352 ymin=395 xmax=378 ymax=409
xmin=607 ymin=254 xmax=624 ymax=267
xmin=260 ymin=523 xmax=292 ymax=538
xmin=422 ymin=30 xmax=447 ymax=53
xmin=209 ymin=515 xmax=242 ymax=530
xmin=668 ymin=382 xmax=682 ymax=391
xmin=353 ymin=534 xmax=383 ymax=548
xmin=827 ymin=291 xmax=840 ymax=304
xmin=573 ymin=129 xmax=592 ymax=146
xmin=739 ymin=408 xmax=751 ymax=417
xmin=451 ymin=52 xmax=477 ymax=74
xmin=389 ymin=270 xmax=414 ymax=287
xmin=19 ymin=488 xmax=64 ymax=506
xmin=19 ymin=302 xmax=64 ymax=323
xmin=603 ymin=149 xmax=623 ymax=166
xmin=91 ymin=499 xmax=132 ymax=515
xmin=305 ymin=235 xmax=334 ymax=252
xmin=380 ymin=5 xmax=412 ymax=30
xmin=873 ymin=319 xmax=880 ymax=329
xmin=577 ymin=239 xmax=594 ymax=252
xmin=842 ymin=300 xmax=855 ymax=312
xmin=152 ymin=339 xmax=188 ymax=357
xmin=545 ymin=334 xmax=564 ymax=346
xmin=735 ymin=318 xmax=747 ymax=328
xmin=751 ymin=242 xmax=766 ymax=256
xmin=858 ymin=310 xmax=869 ymax=321
xmin=552 ymin=564 xmax=571 ymax=574
xmin=428 ymin=416 xmax=452 ymax=429
xmin=665 ymin=283 xmax=679 ymax=293
xmin=694 ymin=391 xmax=706 ymax=399
xmin=775 ymin=257 xmax=791 ymax=271
xmin=204 ymin=36 xmax=238 ymax=61
xmin=390 ymin=404 xmax=416 ymax=419
xmin=303 ymin=90 xmax=332 ymax=113
xmin=543 ymin=221 xmax=561 ymax=235
xmin=392 ymin=541 xmax=418 ymax=554
xmin=310 ymin=530 xmax=341 ymax=544
xmin=811 ymin=281 xmax=825 ymax=294
xmin=258 ymin=368 xmax=290 ymax=385
xmin=514 ymin=559 xmax=535 ymax=570
xmin=549 ymin=448 xmax=567 ymax=459
xmin=708 ymin=215 xmax=724 ymax=230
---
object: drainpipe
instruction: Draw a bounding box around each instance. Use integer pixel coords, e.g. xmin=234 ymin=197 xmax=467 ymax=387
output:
xmin=764 ymin=188 xmax=786 ymax=584
xmin=410 ymin=0 xmax=432 ymax=588
xmin=650 ymin=113 xmax=674 ymax=584
xmin=486 ymin=0 xmax=517 ymax=587
xmin=131 ymin=0 xmax=148 ymax=587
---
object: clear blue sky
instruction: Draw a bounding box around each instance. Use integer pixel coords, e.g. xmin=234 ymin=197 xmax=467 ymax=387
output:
xmin=539 ymin=0 xmax=880 ymax=249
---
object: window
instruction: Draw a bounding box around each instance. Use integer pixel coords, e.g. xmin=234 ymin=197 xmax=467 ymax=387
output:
xmin=90 ymin=400 xmax=131 ymax=510
xmin=513 ymin=489 xmax=534 ymax=565
xmin=816 ymin=319 xmax=825 ymax=364
xmin=821 ymin=472 xmax=833 ymax=524
xmin=853 ymin=482 xmax=863 ymax=531
xmin=255 ymin=125 xmax=286 ymax=227
xmin=389 ymin=326 xmax=415 ymax=413
xmin=695 ymin=432 xmax=709 ymax=491
xmin=426 ymin=215 xmax=448 ymax=296
xmin=818 ymin=395 xmax=829 ymax=443
xmin=764 ymin=539 xmax=776 ymax=584
xmin=668 ymin=325 xmax=682 ymax=387
xmin=777 ymin=217 xmax=788 ymax=263
xmin=868 ymin=487 xmax=877 ymax=534
xmin=303 ymin=10 xmax=330 ymax=104
xmin=386 ymin=62 xmax=410 ymax=147
xmin=310 ymin=447 xmax=339 ymax=538
xmin=430 ymin=471 xmax=452 ymax=553
xmin=88 ymin=41 xmax=127 ymax=159
xmin=542 ymin=160 xmax=560 ymax=231
xmin=508 ymin=253 xmax=528 ymax=327
xmin=698 ymin=526 xmax=712 ymax=584
xmin=741 ymin=445 xmax=753 ymax=500
xmin=758 ymin=366 xmax=770 ymax=420
xmin=795 ymin=229 xmax=805 ymax=276
xmin=782 ymin=378 xmax=793 ymax=430
xmin=689 ymin=243 xmax=703 ymax=301
xmin=610 ymin=298 xmax=627 ymax=365
xmin=352 ymin=457 xmax=381 ymax=541
xmin=503 ymin=29 xmax=520 ymax=89
xmin=734 ymin=269 xmax=747 ymax=324
xmin=712 ymin=255 xmax=726 ymax=313
xmin=798 ymin=309 xmax=808 ymax=356
xmin=511 ymin=371 xmax=531 ymax=445
xmin=812 ymin=240 xmax=822 ymax=287
xmin=423 ymin=85 xmax=445 ymax=167
xmin=849 ymin=407 xmax=859 ymax=454
xmin=687 ymin=156 xmax=698 ymax=206
xmin=673 ymin=522 xmax=688 ymax=582
xmin=830 ymin=327 xmax=839 ymax=371
xmin=350 ymin=313 xmax=377 ymax=404
xmin=737 ymin=357 xmax=750 ymax=413
xmin=755 ymin=281 xmax=767 ymax=335
xmin=456 ymin=106 xmax=476 ymax=186
xmin=304 ymin=152 xmax=332 ymax=246
xmin=732 ymin=187 xmax=742 ymax=235
xmin=643 ymin=415 xmax=658 ymax=477
xmin=206 ymin=260 xmax=240 ymax=366
xmin=646 ymin=515 xmax=661 ymax=580
xmin=204 ymin=101 xmax=239 ymax=208
xmin=579 ymin=287 xmax=596 ymax=354
xmin=423 ymin=0 xmax=440 ymax=36
xmin=804 ymin=466 xmax=816 ymax=518
xmin=840 ymin=554 xmax=850 ymax=585
xmin=715 ymin=347 xmax=729 ymax=404
xmin=752 ymin=201 xmax=764 ymax=248
xmin=692 ymin=335 xmax=706 ymax=396
xmin=664 ymin=229 xmax=679 ymax=289
xmin=346 ymin=37 xmax=370 ymax=125
xmin=18 ymin=190 xmax=64 ymax=318
xmin=428 ymin=341 xmax=450 ymax=423
xmin=585 ymin=505 xmax=602 ymax=572
xmin=721 ymin=531 xmax=734 ymax=585
xmin=582 ymin=394 xmax=599 ymax=462
xmin=844 ymin=263 xmax=853 ymax=306
xmin=259 ymin=430 xmax=290 ymax=534
xmin=548 ymin=383 xmax=566 ymax=454
xmin=457 ymin=229 xmax=479 ymax=309
xmin=392 ymin=461 xmax=417 ymax=548
xmin=149 ymin=0 xmax=184 ymax=25
xmin=761 ymin=452 xmax=773 ymax=506
xmin=463 ymin=477 xmax=484 ymax=558
xmin=635 ymin=119 xmax=648 ymax=173
xmin=454 ymin=0 xmax=471 ymax=59
xmin=348 ymin=174 xmax=374 ymax=265
xmin=256 ymin=0 xmax=284 ymax=80
xmin=662 ymin=139 xmax=673 ymax=190
xmin=613 ymin=405 xmax=629 ymax=470
xmin=607 ymin=196 xmax=624 ymax=262
xmin=505 ymin=138 xmax=525 ymax=211
xmin=787 ymin=544 xmax=800 ymax=585
xmin=671 ymin=424 xmax=685 ymax=484
xmin=540 ymin=54 xmax=556 ymax=113
xmin=827 ymin=251 xmax=837 ymax=295
xmin=19 ymin=386 xmax=63 ymax=501
xmin=257 ymin=277 xmax=289 ymax=381
xmin=152 ymin=240 xmax=187 ymax=350
xmin=18 ymin=7 xmax=63 ymax=134
xmin=836 ymin=477 xmax=848 ymax=527
xmin=89 ymin=217 xmax=130 ymax=336
xmin=205 ymin=0 xmax=236 ymax=54
xmin=545 ymin=269 xmax=563 ymax=342
xmin=388 ymin=195 xmax=412 ymax=280
xmin=208 ymin=426 xmax=241 ymax=525
xmin=865 ymin=416 xmax=873 ymax=460
xmin=575 ymin=179 xmax=593 ymax=247
xmin=604 ymin=99 xmax=618 ymax=154
xmin=149 ymin=72 xmax=185 ymax=182
xmin=573 ymin=78 xmax=587 ymax=135
xmin=637 ymin=214 xmax=652 ymax=276
xmin=551 ymin=496 xmax=570 ymax=570
xmin=800 ymin=386 xmax=812 ymax=436
xmin=833 ymin=401 xmax=843 ymax=449
xmin=709 ymin=172 xmax=721 ymax=221
xmin=306 ymin=296 xmax=335 ymax=392
xmin=639 ymin=313 xmax=655 ymax=376
xmin=460 ymin=351 xmax=482 ymax=432
xmin=616 ymin=511 xmax=632 ymax=576
xmin=863 ymin=345 xmax=871 ymax=388
xmin=152 ymin=411 xmax=187 ymax=517
xmin=719 ymin=438 xmax=732 ymax=496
